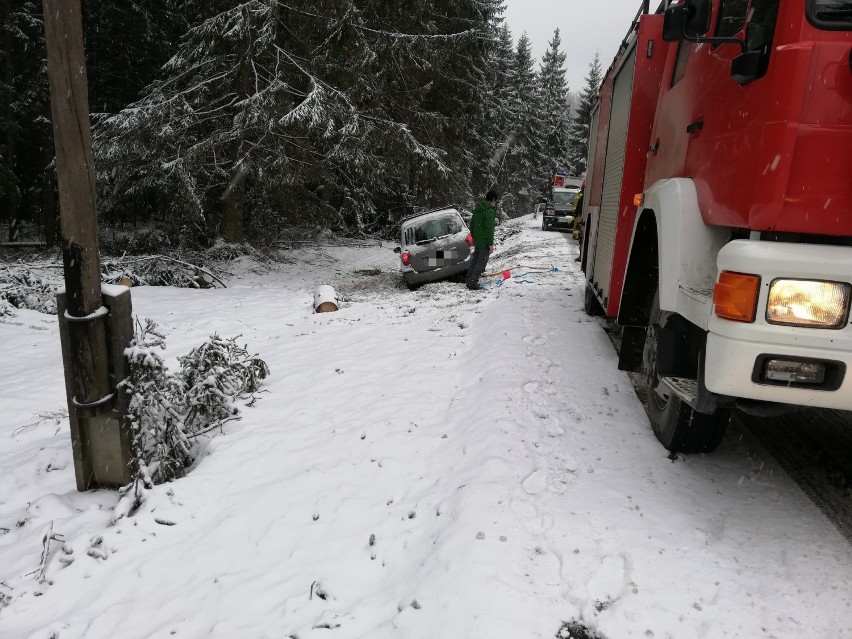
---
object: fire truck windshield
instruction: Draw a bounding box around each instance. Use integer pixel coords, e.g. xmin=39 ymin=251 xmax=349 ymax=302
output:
xmin=810 ymin=0 xmax=852 ymax=28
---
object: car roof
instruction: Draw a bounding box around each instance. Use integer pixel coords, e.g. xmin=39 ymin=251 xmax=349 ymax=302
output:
xmin=400 ymin=207 xmax=460 ymax=227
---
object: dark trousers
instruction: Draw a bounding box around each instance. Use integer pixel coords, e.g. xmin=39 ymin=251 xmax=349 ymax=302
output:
xmin=466 ymin=247 xmax=490 ymax=289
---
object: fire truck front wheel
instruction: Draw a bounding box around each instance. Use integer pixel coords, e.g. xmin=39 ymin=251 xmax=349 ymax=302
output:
xmin=643 ymin=290 xmax=729 ymax=454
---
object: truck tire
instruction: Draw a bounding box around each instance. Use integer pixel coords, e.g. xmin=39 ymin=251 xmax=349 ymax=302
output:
xmin=642 ymin=289 xmax=729 ymax=454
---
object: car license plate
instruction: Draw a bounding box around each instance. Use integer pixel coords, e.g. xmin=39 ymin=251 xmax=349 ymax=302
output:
xmin=427 ymin=249 xmax=457 ymax=267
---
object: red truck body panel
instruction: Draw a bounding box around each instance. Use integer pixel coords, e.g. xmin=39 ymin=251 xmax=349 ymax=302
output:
xmin=645 ymin=1 xmax=852 ymax=235
xmin=587 ymin=15 xmax=670 ymax=315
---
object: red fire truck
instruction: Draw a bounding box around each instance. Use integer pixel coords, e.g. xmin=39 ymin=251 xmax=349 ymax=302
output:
xmin=581 ymin=0 xmax=852 ymax=453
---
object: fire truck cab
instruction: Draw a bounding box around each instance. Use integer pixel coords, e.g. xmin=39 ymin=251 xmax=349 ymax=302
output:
xmin=582 ymin=0 xmax=852 ymax=453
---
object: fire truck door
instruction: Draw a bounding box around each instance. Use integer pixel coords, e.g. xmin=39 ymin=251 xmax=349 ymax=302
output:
xmin=646 ymin=0 xmax=782 ymax=231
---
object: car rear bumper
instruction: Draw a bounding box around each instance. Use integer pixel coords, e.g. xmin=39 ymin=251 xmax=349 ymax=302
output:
xmin=543 ymin=215 xmax=574 ymax=230
xmin=403 ymin=258 xmax=470 ymax=285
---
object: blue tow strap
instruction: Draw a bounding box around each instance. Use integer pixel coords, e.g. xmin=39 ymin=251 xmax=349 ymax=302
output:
xmin=479 ymin=265 xmax=559 ymax=289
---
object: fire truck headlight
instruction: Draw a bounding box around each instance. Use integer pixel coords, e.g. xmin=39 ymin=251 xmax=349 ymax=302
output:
xmin=766 ymin=279 xmax=851 ymax=328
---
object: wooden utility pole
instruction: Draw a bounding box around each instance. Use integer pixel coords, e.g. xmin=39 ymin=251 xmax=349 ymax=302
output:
xmin=43 ymin=0 xmax=101 ymax=317
xmin=43 ymin=0 xmax=133 ymax=490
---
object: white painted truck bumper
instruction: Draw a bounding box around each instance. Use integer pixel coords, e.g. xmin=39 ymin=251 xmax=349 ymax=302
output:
xmin=704 ymin=240 xmax=852 ymax=410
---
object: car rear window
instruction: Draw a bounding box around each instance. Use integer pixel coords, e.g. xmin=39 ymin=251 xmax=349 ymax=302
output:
xmin=404 ymin=214 xmax=463 ymax=244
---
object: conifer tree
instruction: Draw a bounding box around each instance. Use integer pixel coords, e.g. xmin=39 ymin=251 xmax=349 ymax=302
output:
xmin=94 ymin=0 xmax=499 ymax=242
xmin=567 ymin=52 xmax=602 ymax=174
xmin=503 ymin=32 xmax=544 ymax=216
xmin=477 ymin=13 xmax=516 ymax=199
xmin=320 ymin=0 xmax=497 ymax=225
xmin=95 ymin=2 xmax=302 ymax=245
xmin=537 ymin=28 xmax=571 ymax=188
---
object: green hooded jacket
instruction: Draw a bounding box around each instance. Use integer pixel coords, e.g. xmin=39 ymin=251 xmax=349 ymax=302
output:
xmin=470 ymin=199 xmax=496 ymax=248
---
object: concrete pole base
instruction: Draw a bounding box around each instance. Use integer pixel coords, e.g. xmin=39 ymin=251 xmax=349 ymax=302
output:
xmin=57 ymin=284 xmax=134 ymax=491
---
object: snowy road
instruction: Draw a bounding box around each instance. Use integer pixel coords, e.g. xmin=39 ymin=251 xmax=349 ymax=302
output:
xmin=1 ymin=218 xmax=850 ymax=638
xmin=736 ymin=407 xmax=852 ymax=543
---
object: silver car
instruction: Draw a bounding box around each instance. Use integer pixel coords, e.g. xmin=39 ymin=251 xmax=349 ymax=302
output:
xmin=395 ymin=208 xmax=472 ymax=289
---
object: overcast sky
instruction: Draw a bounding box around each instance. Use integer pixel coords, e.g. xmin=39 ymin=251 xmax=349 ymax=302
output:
xmin=502 ymin=0 xmax=646 ymax=92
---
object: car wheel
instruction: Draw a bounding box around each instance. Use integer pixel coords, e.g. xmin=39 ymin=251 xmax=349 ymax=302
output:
xmin=643 ymin=289 xmax=729 ymax=454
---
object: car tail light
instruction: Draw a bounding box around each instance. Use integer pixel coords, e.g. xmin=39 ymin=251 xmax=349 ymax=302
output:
xmin=465 ymin=234 xmax=473 ymax=247
xmin=401 ymin=251 xmax=411 ymax=266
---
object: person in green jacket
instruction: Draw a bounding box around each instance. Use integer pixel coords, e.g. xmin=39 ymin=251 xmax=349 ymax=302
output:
xmin=466 ymin=190 xmax=497 ymax=290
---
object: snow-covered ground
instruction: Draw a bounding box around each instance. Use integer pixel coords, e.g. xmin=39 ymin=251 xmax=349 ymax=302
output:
xmin=1 ymin=217 xmax=850 ymax=639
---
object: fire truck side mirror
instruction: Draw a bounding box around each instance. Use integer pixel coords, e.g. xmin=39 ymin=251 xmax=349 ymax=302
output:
xmin=663 ymin=4 xmax=688 ymax=41
xmin=663 ymin=0 xmax=711 ymax=42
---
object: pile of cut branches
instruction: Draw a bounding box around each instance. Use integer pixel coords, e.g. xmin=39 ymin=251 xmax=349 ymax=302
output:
xmin=0 ymin=266 xmax=58 ymax=315
xmin=114 ymin=319 xmax=269 ymax=521
xmin=0 ymin=248 xmax=236 ymax=318
xmin=101 ymin=254 xmax=226 ymax=289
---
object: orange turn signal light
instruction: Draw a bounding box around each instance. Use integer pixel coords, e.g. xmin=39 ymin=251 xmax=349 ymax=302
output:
xmin=713 ymin=271 xmax=760 ymax=322
xmin=634 ymin=193 xmax=644 ymax=207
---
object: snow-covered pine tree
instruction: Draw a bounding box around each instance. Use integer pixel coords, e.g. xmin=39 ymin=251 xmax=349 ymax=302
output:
xmin=117 ymin=318 xmax=270 ymax=518
xmin=537 ymin=29 xmax=571 ymax=192
xmin=567 ymin=52 xmax=602 ymax=174
xmin=503 ymin=32 xmax=545 ymax=216
xmin=422 ymin=0 xmax=501 ymax=210
xmin=95 ymin=1 xmax=321 ymax=247
xmin=477 ymin=16 xmax=517 ymax=200
xmin=283 ymin=0 xmax=501 ymax=230
xmin=94 ymin=0 xmax=499 ymax=242
xmin=178 ymin=333 xmax=269 ymax=431
xmin=122 ymin=319 xmax=193 ymax=488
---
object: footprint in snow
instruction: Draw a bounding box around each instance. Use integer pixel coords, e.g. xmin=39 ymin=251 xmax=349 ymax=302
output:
xmin=522 ymin=469 xmax=547 ymax=495
xmin=586 ymin=555 xmax=629 ymax=609
xmin=560 ymin=455 xmax=579 ymax=472
xmin=542 ymin=415 xmax=564 ymax=437
xmin=535 ymin=356 xmax=553 ymax=370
